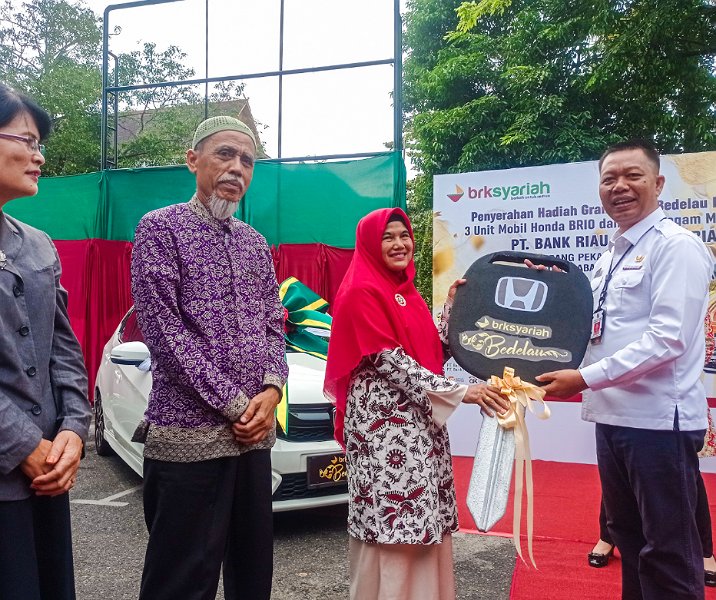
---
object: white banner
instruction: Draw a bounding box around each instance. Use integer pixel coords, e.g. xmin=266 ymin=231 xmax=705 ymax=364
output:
xmin=433 ymin=152 xmax=716 ymax=468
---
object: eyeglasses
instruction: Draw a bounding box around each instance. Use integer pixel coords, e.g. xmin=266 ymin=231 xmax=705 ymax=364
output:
xmin=0 ymin=132 xmax=45 ymax=156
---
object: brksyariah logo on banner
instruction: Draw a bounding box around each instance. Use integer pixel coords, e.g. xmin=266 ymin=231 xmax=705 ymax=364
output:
xmin=447 ymin=185 xmax=464 ymax=203
xmin=432 ymin=152 xmax=716 ymax=397
xmin=466 ymin=180 xmax=551 ymax=200
xmin=446 ymin=181 xmax=553 ymax=203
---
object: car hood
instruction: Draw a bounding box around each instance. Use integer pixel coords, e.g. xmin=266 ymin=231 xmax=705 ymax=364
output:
xmin=285 ymin=352 xmax=328 ymax=406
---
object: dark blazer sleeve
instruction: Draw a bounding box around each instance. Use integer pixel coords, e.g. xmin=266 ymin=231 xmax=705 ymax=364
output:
xmin=0 ymin=390 xmax=43 ymax=475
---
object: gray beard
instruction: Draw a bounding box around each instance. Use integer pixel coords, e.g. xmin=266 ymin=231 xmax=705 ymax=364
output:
xmin=208 ymin=193 xmax=238 ymax=220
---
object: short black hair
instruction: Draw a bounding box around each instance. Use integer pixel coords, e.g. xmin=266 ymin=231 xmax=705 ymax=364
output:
xmin=598 ymin=139 xmax=660 ymax=173
xmin=0 ymin=83 xmax=51 ymax=140
xmin=387 ymin=213 xmax=407 ymax=226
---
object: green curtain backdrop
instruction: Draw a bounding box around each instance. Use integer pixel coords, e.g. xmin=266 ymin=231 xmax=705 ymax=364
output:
xmin=5 ymin=171 xmax=102 ymax=240
xmin=241 ymin=152 xmax=406 ymax=247
xmin=6 ymin=152 xmax=406 ymax=248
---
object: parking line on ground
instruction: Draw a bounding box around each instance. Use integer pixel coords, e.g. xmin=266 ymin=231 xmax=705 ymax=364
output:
xmin=71 ymin=485 xmax=142 ymax=507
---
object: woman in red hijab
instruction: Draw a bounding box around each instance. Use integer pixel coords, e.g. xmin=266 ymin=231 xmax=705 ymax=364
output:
xmin=324 ymin=208 xmax=508 ymax=600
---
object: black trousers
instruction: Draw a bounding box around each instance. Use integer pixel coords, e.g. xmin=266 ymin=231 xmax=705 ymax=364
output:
xmin=0 ymin=493 xmax=75 ymax=600
xmin=599 ymin=474 xmax=713 ymax=557
xmin=138 ymin=451 xmax=274 ymax=600
xmin=697 ymin=475 xmax=714 ymax=558
xmin=597 ymin=423 xmax=705 ymax=600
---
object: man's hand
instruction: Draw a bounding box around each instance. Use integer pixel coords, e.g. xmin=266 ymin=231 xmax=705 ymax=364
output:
xmin=232 ymin=387 xmax=281 ymax=445
xmin=20 ymin=438 xmax=53 ymax=481
xmin=524 ymin=258 xmax=563 ymax=272
xmin=31 ymin=430 xmax=83 ymax=496
xmin=535 ymin=369 xmax=587 ymax=399
xmin=462 ymin=383 xmax=511 ymax=417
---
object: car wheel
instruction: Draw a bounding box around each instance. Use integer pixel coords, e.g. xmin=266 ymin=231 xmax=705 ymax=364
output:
xmin=94 ymin=391 xmax=114 ymax=456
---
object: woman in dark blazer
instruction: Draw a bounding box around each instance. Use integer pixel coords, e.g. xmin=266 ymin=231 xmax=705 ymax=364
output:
xmin=0 ymin=83 xmax=90 ymax=600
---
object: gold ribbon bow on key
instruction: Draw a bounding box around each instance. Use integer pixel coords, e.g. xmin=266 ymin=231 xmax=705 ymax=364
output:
xmin=491 ymin=366 xmax=550 ymax=567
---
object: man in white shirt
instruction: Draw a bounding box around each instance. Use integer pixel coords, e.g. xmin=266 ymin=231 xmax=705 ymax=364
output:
xmin=537 ymin=139 xmax=712 ymax=600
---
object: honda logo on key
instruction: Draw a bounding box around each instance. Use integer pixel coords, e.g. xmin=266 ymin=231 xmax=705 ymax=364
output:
xmin=495 ymin=277 xmax=547 ymax=312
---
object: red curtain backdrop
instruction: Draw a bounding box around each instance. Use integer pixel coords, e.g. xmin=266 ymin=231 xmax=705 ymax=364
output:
xmin=54 ymin=241 xmax=352 ymax=398
xmin=54 ymin=240 xmax=93 ymax=351
xmin=55 ymin=239 xmax=139 ymax=398
xmin=271 ymin=244 xmax=354 ymax=308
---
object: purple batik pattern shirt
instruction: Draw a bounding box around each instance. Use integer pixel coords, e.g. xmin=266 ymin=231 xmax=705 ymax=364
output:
xmin=130 ymin=196 xmax=288 ymax=462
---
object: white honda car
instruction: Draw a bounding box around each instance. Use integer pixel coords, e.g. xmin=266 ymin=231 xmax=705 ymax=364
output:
xmin=94 ymin=307 xmax=348 ymax=512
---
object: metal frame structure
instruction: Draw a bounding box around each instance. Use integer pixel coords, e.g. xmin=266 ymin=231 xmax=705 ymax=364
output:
xmin=101 ymin=0 xmax=403 ymax=169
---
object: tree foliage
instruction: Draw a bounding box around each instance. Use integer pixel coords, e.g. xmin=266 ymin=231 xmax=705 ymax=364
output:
xmin=0 ymin=0 xmax=252 ymax=173
xmin=0 ymin=0 xmax=102 ymax=175
xmin=112 ymin=45 xmax=251 ymax=168
xmin=403 ymin=0 xmax=716 ymax=302
xmin=112 ymin=43 xmax=203 ymax=168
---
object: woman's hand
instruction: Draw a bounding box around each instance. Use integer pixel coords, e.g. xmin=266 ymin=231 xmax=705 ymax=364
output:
xmin=447 ymin=278 xmax=467 ymax=302
xmin=20 ymin=438 xmax=53 ymax=481
xmin=30 ymin=431 xmax=83 ymax=496
xmin=463 ymin=383 xmax=511 ymax=417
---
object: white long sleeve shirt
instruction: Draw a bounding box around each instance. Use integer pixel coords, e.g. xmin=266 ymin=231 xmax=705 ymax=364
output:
xmin=580 ymin=208 xmax=713 ymax=431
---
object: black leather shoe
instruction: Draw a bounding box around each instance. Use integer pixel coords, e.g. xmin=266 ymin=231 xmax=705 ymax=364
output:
xmin=705 ymin=569 xmax=716 ymax=587
xmin=587 ymin=545 xmax=614 ymax=568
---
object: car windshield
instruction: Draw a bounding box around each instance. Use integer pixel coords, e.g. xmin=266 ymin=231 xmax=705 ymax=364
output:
xmin=119 ymin=309 xmax=145 ymax=344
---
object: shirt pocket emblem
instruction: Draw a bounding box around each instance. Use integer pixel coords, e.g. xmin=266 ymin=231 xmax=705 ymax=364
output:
xmin=614 ymin=270 xmax=645 ymax=289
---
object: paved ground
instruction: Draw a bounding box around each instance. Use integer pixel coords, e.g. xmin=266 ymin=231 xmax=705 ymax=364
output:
xmin=70 ymin=423 xmax=514 ymax=599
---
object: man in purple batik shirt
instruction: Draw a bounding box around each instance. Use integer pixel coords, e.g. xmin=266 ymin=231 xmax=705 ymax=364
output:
xmin=131 ymin=116 xmax=288 ymax=600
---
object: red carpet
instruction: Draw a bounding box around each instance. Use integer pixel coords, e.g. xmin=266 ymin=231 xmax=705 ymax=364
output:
xmin=452 ymin=457 xmax=716 ymax=599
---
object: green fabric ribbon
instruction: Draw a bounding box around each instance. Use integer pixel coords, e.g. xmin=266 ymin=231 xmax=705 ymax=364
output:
xmin=276 ymin=277 xmax=332 ymax=435
xmin=279 ymin=276 xmax=332 ymax=360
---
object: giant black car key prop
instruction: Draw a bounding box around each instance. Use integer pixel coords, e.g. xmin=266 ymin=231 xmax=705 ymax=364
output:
xmin=448 ymin=251 xmax=593 ymax=382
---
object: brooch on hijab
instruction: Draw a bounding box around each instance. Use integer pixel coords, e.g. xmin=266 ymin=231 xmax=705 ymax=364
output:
xmin=0 ymin=250 xmax=6 ymax=269
xmin=395 ymin=293 xmax=406 ymax=307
